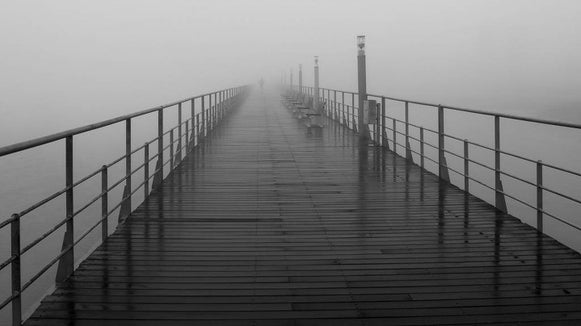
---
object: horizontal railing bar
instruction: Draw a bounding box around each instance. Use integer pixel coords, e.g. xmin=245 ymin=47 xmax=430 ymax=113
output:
xmin=105 ymin=138 xmax=158 ymax=169
xmin=0 ymin=88 xmax=239 ymax=157
xmin=0 ymin=87 xmax=245 ymax=317
xmin=388 ymin=118 xmax=551 ymax=178
xmin=543 ymin=209 xmax=581 ymax=232
xmin=465 ymin=171 xmax=497 ymax=193
xmin=21 ymin=242 xmax=73 ymax=292
xmin=0 ymin=292 xmax=18 ymax=311
xmin=18 ymin=188 xmax=67 ymax=218
xmin=71 ymin=181 xmax=149 ymax=254
xmin=306 ymin=86 xmax=581 ymax=234
xmin=5 ymin=136 xmax=164 ymax=224
xmin=395 ymin=132 xmax=580 ymax=215
xmin=19 ymin=215 xmax=69 ymax=257
xmin=499 ymin=186 xmax=538 ymax=211
xmin=542 ymin=185 xmax=581 ymax=206
xmin=114 ymin=178 xmax=148 ymax=213
xmin=0 ymin=254 xmax=16 ymax=272
xmin=500 ymin=170 xmax=538 ymax=188
xmin=106 ymin=156 xmax=156 ymax=194
xmin=0 ymin=214 xmax=17 ymax=230
xmin=542 ymin=161 xmax=581 ymax=178
xmin=375 ymin=91 xmax=581 ymax=130
xmin=105 ymin=156 xmax=172 ymax=216
xmin=310 ymin=85 xmax=581 ymax=130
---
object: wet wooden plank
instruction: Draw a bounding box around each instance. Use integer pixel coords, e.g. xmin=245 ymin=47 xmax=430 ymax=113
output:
xmin=25 ymin=91 xmax=581 ymax=325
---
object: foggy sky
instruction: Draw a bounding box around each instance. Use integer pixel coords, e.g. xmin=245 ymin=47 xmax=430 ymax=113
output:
xmin=1 ymin=0 xmax=580 ymax=144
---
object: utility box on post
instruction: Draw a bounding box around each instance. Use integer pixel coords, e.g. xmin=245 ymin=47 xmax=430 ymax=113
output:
xmin=363 ymin=100 xmax=377 ymax=124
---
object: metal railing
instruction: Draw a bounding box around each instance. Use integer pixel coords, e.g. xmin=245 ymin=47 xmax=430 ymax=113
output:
xmin=0 ymin=85 xmax=248 ymax=325
xmin=295 ymin=85 xmax=581 ymax=237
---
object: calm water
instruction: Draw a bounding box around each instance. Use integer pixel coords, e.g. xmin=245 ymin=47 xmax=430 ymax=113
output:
xmin=0 ymin=92 xmax=580 ymax=325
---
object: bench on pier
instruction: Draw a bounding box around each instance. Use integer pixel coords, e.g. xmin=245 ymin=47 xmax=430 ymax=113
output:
xmin=280 ymin=92 xmax=324 ymax=129
xmin=281 ymin=92 xmax=302 ymax=110
xmin=294 ymin=97 xmax=313 ymax=119
xmin=305 ymin=101 xmax=325 ymax=129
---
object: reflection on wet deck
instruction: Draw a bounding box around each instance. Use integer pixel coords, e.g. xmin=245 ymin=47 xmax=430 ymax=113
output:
xmin=26 ymin=92 xmax=581 ymax=325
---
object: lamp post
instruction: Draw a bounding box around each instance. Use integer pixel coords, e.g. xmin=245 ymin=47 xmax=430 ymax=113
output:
xmin=357 ymin=35 xmax=368 ymax=141
xmin=314 ymin=56 xmax=320 ymax=113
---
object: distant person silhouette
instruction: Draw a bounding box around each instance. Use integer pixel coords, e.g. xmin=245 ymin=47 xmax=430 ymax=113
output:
xmin=259 ymin=78 xmax=264 ymax=93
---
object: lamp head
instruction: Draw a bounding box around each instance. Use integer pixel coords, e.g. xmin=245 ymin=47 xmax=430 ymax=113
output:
xmin=357 ymin=35 xmax=366 ymax=54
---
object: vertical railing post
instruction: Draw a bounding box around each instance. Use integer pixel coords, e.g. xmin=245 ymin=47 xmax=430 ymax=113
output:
xmin=178 ymin=103 xmax=182 ymax=161
xmin=375 ymin=102 xmax=380 ymax=145
xmin=191 ymin=98 xmax=195 ymax=145
xmin=464 ymin=140 xmax=469 ymax=193
xmin=352 ymin=93 xmax=356 ymax=131
xmin=170 ymin=130 xmax=174 ymax=169
xmin=201 ymin=96 xmax=206 ymax=138
xmin=143 ymin=144 xmax=149 ymax=197
xmin=208 ymin=94 xmax=212 ymax=131
xmin=157 ymin=109 xmax=164 ymax=182
xmin=214 ymin=93 xmax=217 ymax=128
xmin=196 ymin=114 xmax=200 ymax=145
xmin=185 ymin=118 xmax=189 ymax=153
xmin=537 ymin=160 xmax=543 ymax=232
xmin=437 ymin=106 xmax=450 ymax=181
xmin=217 ymin=92 xmax=221 ymax=123
xmin=392 ymin=119 xmax=397 ymax=153
xmin=125 ymin=119 xmax=132 ymax=212
xmin=219 ymin=91 xmax=223 ymax=121
xmin=101 ymin=166 xmax=108 ymax=242
xmin=420 ymin=127 xmax=425 ymax=169
xmin=56 ymin=135 xmax=74 ymax=283
xmin=381 ymin=97 xmax=386 ymax=147
xmin=11 ymin=214 xmax=21 ymax=326
xmin=405 ymin=102 xmax=412 ymax=160
xmin=327 ymin=89 xmax=331 ymax=118
xmin=494 ymin=115 xmax=507 ymax=212
xmin=209 ymin=94 xmax=212 ymax=132
xmin=341 ymin=92 xmax=345 ymax=126
xmin=334 ymin=90 xmax=337 ymax=121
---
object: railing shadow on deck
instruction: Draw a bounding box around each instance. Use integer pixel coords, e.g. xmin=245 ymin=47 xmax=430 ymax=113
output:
xmin=0 ymin=85 xmax=249 ymax=325
xmin=284 ymin=86 xmax=581 ymax=254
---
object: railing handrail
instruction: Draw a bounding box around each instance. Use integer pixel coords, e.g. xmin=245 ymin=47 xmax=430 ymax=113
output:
xmin=0 ymin=89 xmax=228 ymax=157
xmin=0 ymin=85 xmax=249 ymax=325
xmin=286 ymin=84 xmax=581 ymax=240
xmin=303 ymin=86 xmax=581 ymax=130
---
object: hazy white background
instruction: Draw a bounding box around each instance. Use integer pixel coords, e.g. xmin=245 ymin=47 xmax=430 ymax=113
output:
xmin=1 ymin=1 xmax=581 ymax=323
xmin=1 ymin=0 xmax=580 ymax=145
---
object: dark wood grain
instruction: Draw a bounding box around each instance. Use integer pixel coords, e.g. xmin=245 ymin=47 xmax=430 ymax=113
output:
xmin=25 ymin=91 xmax=581 ymax=325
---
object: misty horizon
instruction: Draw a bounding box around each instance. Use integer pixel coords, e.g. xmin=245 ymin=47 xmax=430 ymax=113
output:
xmin=1 ymin=0 xmax=580 ymax=145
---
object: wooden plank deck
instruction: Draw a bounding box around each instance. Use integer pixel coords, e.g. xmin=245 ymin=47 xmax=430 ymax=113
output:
xmin=26 ymin=91 xmax=581 ymax=325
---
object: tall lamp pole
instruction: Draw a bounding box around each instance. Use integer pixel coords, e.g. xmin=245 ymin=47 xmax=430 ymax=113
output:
xmin=357 ymin=35 xmax=368 ymax=141
xmin=314 ymin=56 xmax=320 ymax=113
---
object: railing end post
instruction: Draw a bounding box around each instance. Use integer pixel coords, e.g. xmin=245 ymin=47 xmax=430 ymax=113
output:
xmin=11 ymin=213 xmax=22 ymax=326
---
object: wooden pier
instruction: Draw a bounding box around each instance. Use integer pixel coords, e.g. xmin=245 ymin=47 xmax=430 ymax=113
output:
xmin=25 ymin=92 xmax=581 ymax=325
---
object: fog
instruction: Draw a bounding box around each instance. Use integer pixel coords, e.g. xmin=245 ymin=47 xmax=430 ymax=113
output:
xmin=1 ymin=1 xmax=581 ymax=323
xmin=1 ymin=0 xmax=580 ymax=144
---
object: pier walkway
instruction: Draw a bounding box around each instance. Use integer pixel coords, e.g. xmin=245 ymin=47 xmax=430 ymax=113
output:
xmin=26 ymin=91 xmax=581 ymax=325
